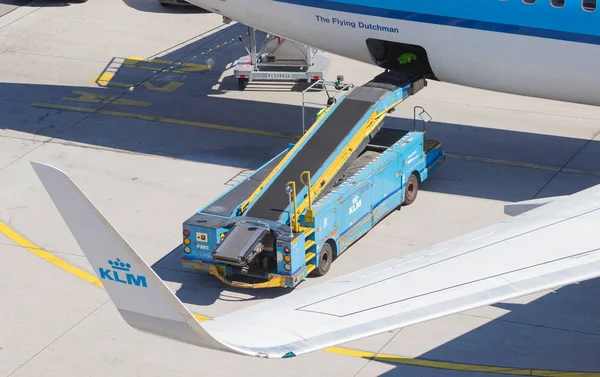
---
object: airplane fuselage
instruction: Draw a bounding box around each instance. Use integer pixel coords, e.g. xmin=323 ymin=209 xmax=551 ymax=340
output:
xmin=186 ymin=0 xmax=600 ymax=106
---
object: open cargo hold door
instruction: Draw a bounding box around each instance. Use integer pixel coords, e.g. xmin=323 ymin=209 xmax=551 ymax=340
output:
xmin=365 ymin=38 xmax=437 ymax=81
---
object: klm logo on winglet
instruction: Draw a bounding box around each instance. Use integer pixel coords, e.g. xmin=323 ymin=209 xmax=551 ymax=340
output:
xmin=99 ymin=258 xmax=147 ymax=288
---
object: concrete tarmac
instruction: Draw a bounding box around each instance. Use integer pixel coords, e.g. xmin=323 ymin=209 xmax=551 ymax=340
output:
xmin=2 ymin=1 xmax=600 ymax=376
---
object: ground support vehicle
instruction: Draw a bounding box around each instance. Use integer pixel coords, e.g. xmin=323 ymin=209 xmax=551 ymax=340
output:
xmin=234 ymin=27 xmax=330 ymax=90
xmin=181 ymin=72 xmax=446 ymax=288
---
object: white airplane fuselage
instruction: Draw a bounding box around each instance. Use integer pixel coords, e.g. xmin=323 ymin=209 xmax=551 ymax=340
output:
xmin=185 ymin=0 xmax=600 ymax=106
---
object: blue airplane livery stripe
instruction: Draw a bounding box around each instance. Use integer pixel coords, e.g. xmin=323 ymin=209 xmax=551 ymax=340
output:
xmin=275 ymin=0 xmax=600 ymax=45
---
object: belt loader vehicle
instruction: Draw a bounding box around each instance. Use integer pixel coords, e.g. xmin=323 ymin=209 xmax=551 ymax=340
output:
xmin=181 ymin=72 xmax=446 ymax=288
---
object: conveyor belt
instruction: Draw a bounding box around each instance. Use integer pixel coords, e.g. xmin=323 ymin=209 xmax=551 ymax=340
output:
xmin=202 ymin=152 xmax=287 ymax=217
xmin=246 ymin=94 xmax=380 ymax=221
xmin=245 ymin=72 xmax=422 ymax=222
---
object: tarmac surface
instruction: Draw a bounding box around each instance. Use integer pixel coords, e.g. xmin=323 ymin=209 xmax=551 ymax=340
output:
xmin=2 ymin=1 xmax=600 ymax=376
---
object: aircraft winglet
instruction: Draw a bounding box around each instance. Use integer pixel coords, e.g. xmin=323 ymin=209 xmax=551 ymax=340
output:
xmin=29 ymin=162 xmax=255 ymax=356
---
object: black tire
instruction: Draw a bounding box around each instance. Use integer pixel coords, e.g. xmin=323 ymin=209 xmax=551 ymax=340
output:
xmin=403 ymin=173 xmax=419 ymax=205
xmin=312 ymin=242 xmax=332 ymax=277
xmin=238 ymin=78 xmax=248 ymax=90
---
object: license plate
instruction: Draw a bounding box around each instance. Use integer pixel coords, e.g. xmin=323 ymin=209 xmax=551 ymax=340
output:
xmin=266 ymin=73 xmax=293 ymax=79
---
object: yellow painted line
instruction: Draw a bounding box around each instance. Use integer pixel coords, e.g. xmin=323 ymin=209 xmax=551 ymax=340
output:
xmin=121 ymin=57 xmax=210 ymax=73
xmin=447 ymin=153 xmax=600 ymax=177
xmin=122 ymin=56 xmax=146 ymax=66
xmin=324 ymin=347 xmax=600 ymax=376
xmin=446 ymin=153 xmax=561 ymax=172
xmin=324 ymin=346 xmax=374 ymax=358
xmin=141 ymin=81 xmax=184 ymax=93
xmin=30 ymin=102 xmax=300 ymax=140
xmin=446 ymin=153 xmax=600 ymax=178
xmin=0 ymin=221 xmax=104 ymax=288
xmin=173 ymin=62 xmax=212 ymax=73
xmin=563 ymin=167 xmax=600 ymax=177
xmin=91 ymin=75 xmax=186 ymax=92
xmin=192 ymin=313 xmax=211 ymax=322
xmin=60 ymin=91 xmax=152 ymax=107
xmin=104 ymin=82 xmax=134 ymax=89
xmin=91 ymin=72 xmax=116 ymax=86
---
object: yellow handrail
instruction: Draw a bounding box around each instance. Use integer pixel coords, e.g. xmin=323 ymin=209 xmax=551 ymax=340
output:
xmin=287 ymin=181 xmax=300 ymax=232
xmin=300 ymin=171 xmax=315 ymax=224
xmin=300 ymin=171 xmax=313 ymax=211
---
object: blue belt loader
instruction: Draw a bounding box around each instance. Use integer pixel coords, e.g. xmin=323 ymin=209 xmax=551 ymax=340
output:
xmin=180 ymin=73 xmax=446 ymax=288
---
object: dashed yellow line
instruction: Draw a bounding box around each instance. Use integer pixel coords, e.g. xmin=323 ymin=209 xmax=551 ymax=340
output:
xmin=3 ymin=221 xmax=600 ymax=375
xmin=30 ymin=102 xmax=300 ymax=140
xmin=0 ymin=221 xmax=103 ymax=288
xmin=91 ymin=72 xmax=115 ymax=86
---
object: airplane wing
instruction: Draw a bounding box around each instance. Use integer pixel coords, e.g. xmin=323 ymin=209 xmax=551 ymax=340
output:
xmin=30 ymin=161 xmax=600 ymax=359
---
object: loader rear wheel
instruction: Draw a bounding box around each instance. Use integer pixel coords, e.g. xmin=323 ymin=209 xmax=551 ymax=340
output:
xmin=312 ymin=243 xmax=332 ymax=277
xmin=403 ymin=173 xmax=419 ymax=205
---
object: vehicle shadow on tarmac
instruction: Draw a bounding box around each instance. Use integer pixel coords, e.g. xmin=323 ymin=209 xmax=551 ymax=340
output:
xmin=0 ymin=0 xmax=38 ymax=5
xmin=370 ymin=277 xmax=600 ymax=376
xmin=151 ymin=244 xmax=296 ymax=305
xmin=121 ymin=0 xmax=209 ymax=14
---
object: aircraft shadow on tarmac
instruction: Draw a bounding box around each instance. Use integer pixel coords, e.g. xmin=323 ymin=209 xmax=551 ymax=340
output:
xmin=121 ymin=0 xmax=209 ymax=14
xmin=368 ymin=277 xmax=600 ymax=376
xmin=0 ymin=0 xmax=89 ymax=6
xmin=0 ymin=0 xmax=209 ymax=11
xmin=2 ymin=21 xmax=599 ymax=200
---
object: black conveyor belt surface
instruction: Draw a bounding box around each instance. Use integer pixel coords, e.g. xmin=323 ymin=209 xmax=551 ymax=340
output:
xmin=245 ymin=98 xmax=375 ymax=221
xmin=202 ymin=152 xmax=287 ymax=217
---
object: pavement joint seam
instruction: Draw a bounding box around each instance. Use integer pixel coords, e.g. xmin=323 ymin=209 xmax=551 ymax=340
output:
xmin=6 ymin=299 xmax=111 ymax=377
xmin=461 ymin=312 xmax=600 ymax=338
xmin=0 ymin=0 xmax=46 ymax=31
xmin=532 ymin=127 xmax=600 ymax=199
